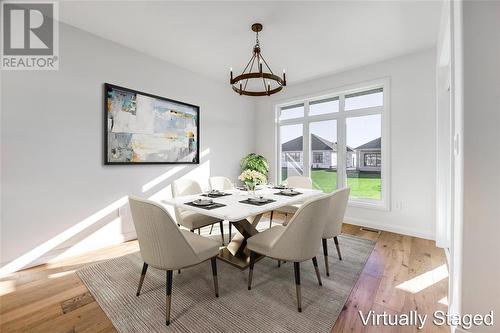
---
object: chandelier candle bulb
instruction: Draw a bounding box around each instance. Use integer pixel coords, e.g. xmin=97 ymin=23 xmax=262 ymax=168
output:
xmin=283 ymin=70 xmax=286 ymax=85
xmin=230 ymin=67 xmax=233 ymax=82
xmin=259 ymin=60 xmax=263 ymax=73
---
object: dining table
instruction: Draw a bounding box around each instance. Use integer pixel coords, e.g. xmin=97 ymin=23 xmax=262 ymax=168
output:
xmin=161 ymin=186 xmax=323 ymax=269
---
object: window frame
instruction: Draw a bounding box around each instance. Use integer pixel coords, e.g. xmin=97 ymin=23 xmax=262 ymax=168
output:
xmin=275 ymin=78 xmax=391 ymax=211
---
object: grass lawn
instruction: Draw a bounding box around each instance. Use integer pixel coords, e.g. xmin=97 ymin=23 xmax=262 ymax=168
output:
xmin=310 ymin=170 xmax=381 ymax=200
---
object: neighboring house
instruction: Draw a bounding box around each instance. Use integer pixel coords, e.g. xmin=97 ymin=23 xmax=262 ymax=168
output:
xmin=281 ymin=134 xmax=355 ymax=172
xmin=355 ymin=137 xmax=381 ymax=172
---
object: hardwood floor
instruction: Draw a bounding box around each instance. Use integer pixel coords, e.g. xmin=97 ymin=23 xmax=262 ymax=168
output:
xmin=0 ymin=220 xmax=448 ymax=333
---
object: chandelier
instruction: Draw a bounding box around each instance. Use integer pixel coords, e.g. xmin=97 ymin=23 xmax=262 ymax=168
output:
xmin=230 ymin=23 xmax=286 ymax=96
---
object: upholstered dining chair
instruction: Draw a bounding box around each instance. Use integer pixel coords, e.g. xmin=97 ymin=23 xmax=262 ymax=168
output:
xmin=322 ymin=187 xmax=350 ymax=276
xmin=246 ymin=193 xmax=332 ymax=312
xmin=269 ymin=176 xmax=313 ymax=227
xmin=128 ymin=196 xmax=220 ymax=326
xmin=172 ymin=179 xmax=225 ymax=245
xmin=209 ymin=176 xmax=234 ymax=191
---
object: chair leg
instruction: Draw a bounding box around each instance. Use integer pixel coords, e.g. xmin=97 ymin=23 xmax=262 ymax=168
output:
xmin=248 ymin=251 xmax=256 ymax=290
xmin=269 ymin=211 xmax=274 ymax=228
xmin=312 ymin=257 xmax=322 ymax=286
xmin=293 ymin=262 xmax=302 ymax=312
xmin=136 ymin=263 xmax=148 ymax=296
xmin=322 ymin=238 xmax=330 ymax=277
xmin=209 ymin=224 xmax=214 ymax=234
xmin=210 ymin=257 xmax=219 ymax=297
xmin=334 ymin=236 xmax=342 ymax=260
xmin=166 ymin=270 xmax=173 ymax=326
xmin=177 ymin=269 xmax=181 ymax=274
xmin=229 ymin=222 xmax=232 ymax=240
xmin=190 ymin=229 xmax=194 ymax=233
xmin=278 ymin=260 xmax=281 ymax=267
xmin=219 ymin=221 xmax=224 ymax=245
xmin=198 ymin=228 xmax=201 ymax=235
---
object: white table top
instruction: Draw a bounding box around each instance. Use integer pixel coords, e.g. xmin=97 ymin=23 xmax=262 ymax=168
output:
xmin=161 ymin=187 xmax=323 ymax=222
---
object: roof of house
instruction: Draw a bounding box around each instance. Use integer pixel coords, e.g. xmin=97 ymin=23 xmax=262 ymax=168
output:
xmin=282 ymin=134 xmax=354 ymax=152
xmin=355 ymin=137 xmax=381 ymax=150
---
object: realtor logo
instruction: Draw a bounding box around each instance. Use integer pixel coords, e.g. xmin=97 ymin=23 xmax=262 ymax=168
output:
xmin=1 ymin=1 xmax=59 ymax=70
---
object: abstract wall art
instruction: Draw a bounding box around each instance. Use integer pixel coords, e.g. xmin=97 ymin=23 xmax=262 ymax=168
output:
xmin=104 ymin=83 xmax=199 ymax=164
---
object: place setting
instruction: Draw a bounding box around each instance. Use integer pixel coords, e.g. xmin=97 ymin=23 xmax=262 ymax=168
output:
xmin=274 ymin=188 xmax=303 ymax=197
xmin=238 ymin=195 xmax=276 ymax=206
xmin=184 ymin=198 xmax=226 ymax=210
xmin=201 ymin=189 xmax=232 ymax=198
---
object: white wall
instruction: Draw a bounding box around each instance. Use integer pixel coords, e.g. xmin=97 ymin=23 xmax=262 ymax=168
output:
xmin=255 ymin=49 xmax=436 ymax=239
xmin=435 ymin=0 xmax=452 ymax=249
xmin=459 ymin=1 xmax=500 ymax=331
xmin=0 ymin=23 xmax=255 ymax=273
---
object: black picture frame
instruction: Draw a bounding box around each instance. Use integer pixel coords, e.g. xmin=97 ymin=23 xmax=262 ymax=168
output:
xmin=104 ymin=83 xmax=200 ymax=165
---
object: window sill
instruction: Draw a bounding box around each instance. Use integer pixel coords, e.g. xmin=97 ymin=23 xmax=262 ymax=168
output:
xmin=348 ymin=199 xmax=389 ymax=211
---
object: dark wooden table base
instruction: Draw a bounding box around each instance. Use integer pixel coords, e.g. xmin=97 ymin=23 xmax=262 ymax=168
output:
xmin=217 ymin=214 xmax=264 ymax=269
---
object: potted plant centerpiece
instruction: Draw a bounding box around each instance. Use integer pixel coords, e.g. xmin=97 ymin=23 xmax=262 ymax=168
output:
xmin=240 ymin=153 xmax=269 ymax=178
xmin=238 ymin=169 xmax=267 ymax=197
xmin=239 ymin=153 xmax=269 ymax=197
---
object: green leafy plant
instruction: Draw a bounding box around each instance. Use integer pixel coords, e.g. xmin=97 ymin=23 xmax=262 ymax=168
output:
xmin=240 ymin=153 xmax=269 ymax=183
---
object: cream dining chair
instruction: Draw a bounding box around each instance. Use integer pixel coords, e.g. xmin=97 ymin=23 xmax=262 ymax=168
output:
xmin=172 ymin=179 xmax=225 ymax=245
xmin=269 ymin=176 xmax=313 ymax=227
xmin=209 ymin=176 xmax=234 ymax=191
xmin=128 ymin=196 xmax=220 ymax=326
xmin=322 ymin=188 xmax=350 ymax=276
xmin=246 ymin=193 xmax=332 ymax=312
xmin=208 ymin=176 xmax=234 ymax=238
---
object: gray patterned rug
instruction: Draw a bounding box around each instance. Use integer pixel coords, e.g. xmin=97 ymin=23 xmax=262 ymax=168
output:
xmin=77 ymin=234 xmax=375 ymax=333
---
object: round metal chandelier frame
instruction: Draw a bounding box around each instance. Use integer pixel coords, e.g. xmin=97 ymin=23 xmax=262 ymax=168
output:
xmin=230 ymin=23 xmax=286 ymax=96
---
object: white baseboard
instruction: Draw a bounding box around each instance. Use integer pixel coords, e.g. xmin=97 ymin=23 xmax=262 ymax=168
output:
xmin=3 ymin=216 xmax=434 ymax=274
xmin=344 ymin=216 xmax=435 ymax=240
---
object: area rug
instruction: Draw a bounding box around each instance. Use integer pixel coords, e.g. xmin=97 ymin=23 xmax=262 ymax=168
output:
xmin=77 ymin=234 xmax=375 ymax=333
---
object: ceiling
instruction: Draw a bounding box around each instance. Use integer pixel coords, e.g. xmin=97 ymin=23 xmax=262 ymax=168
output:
xmin=59 ymin=1 xmax=442 ymax=85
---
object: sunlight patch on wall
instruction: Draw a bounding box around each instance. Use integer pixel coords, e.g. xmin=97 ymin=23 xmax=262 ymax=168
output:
xmin=141 ymin=148 xmax=210 ymax=193
xmin=49 ymin=217 xmax=127 ymax=262
xmin=0 ymin=196 xmax=128 ymax=277
xmin=142 ymin=166 xmax=186 ymax=192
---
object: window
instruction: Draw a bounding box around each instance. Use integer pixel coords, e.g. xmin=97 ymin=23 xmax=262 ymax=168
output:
xmin=313 ymin=152 xmax=324 ymax=163
xmin=309 ymin=97 xmax=339 ymax=116
xmin=310 ymin=120 xmax=337 ymax=192
xmin=346 ymin=114 xmax=382 ymax=200
xmin=279 ymin=124 xmax=303 ymax=183
xmin=277 ymin=82 xmax=388 ymax=209
xmin=364 ymin=153 xmax=381 ymax=167
xmin=279 ymin=104 xmax=304 ymax=121
xmin=287 ymin=152 xmax=301 ymax=162
xmin=345 ymin=88 xmax=383 ymax=111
